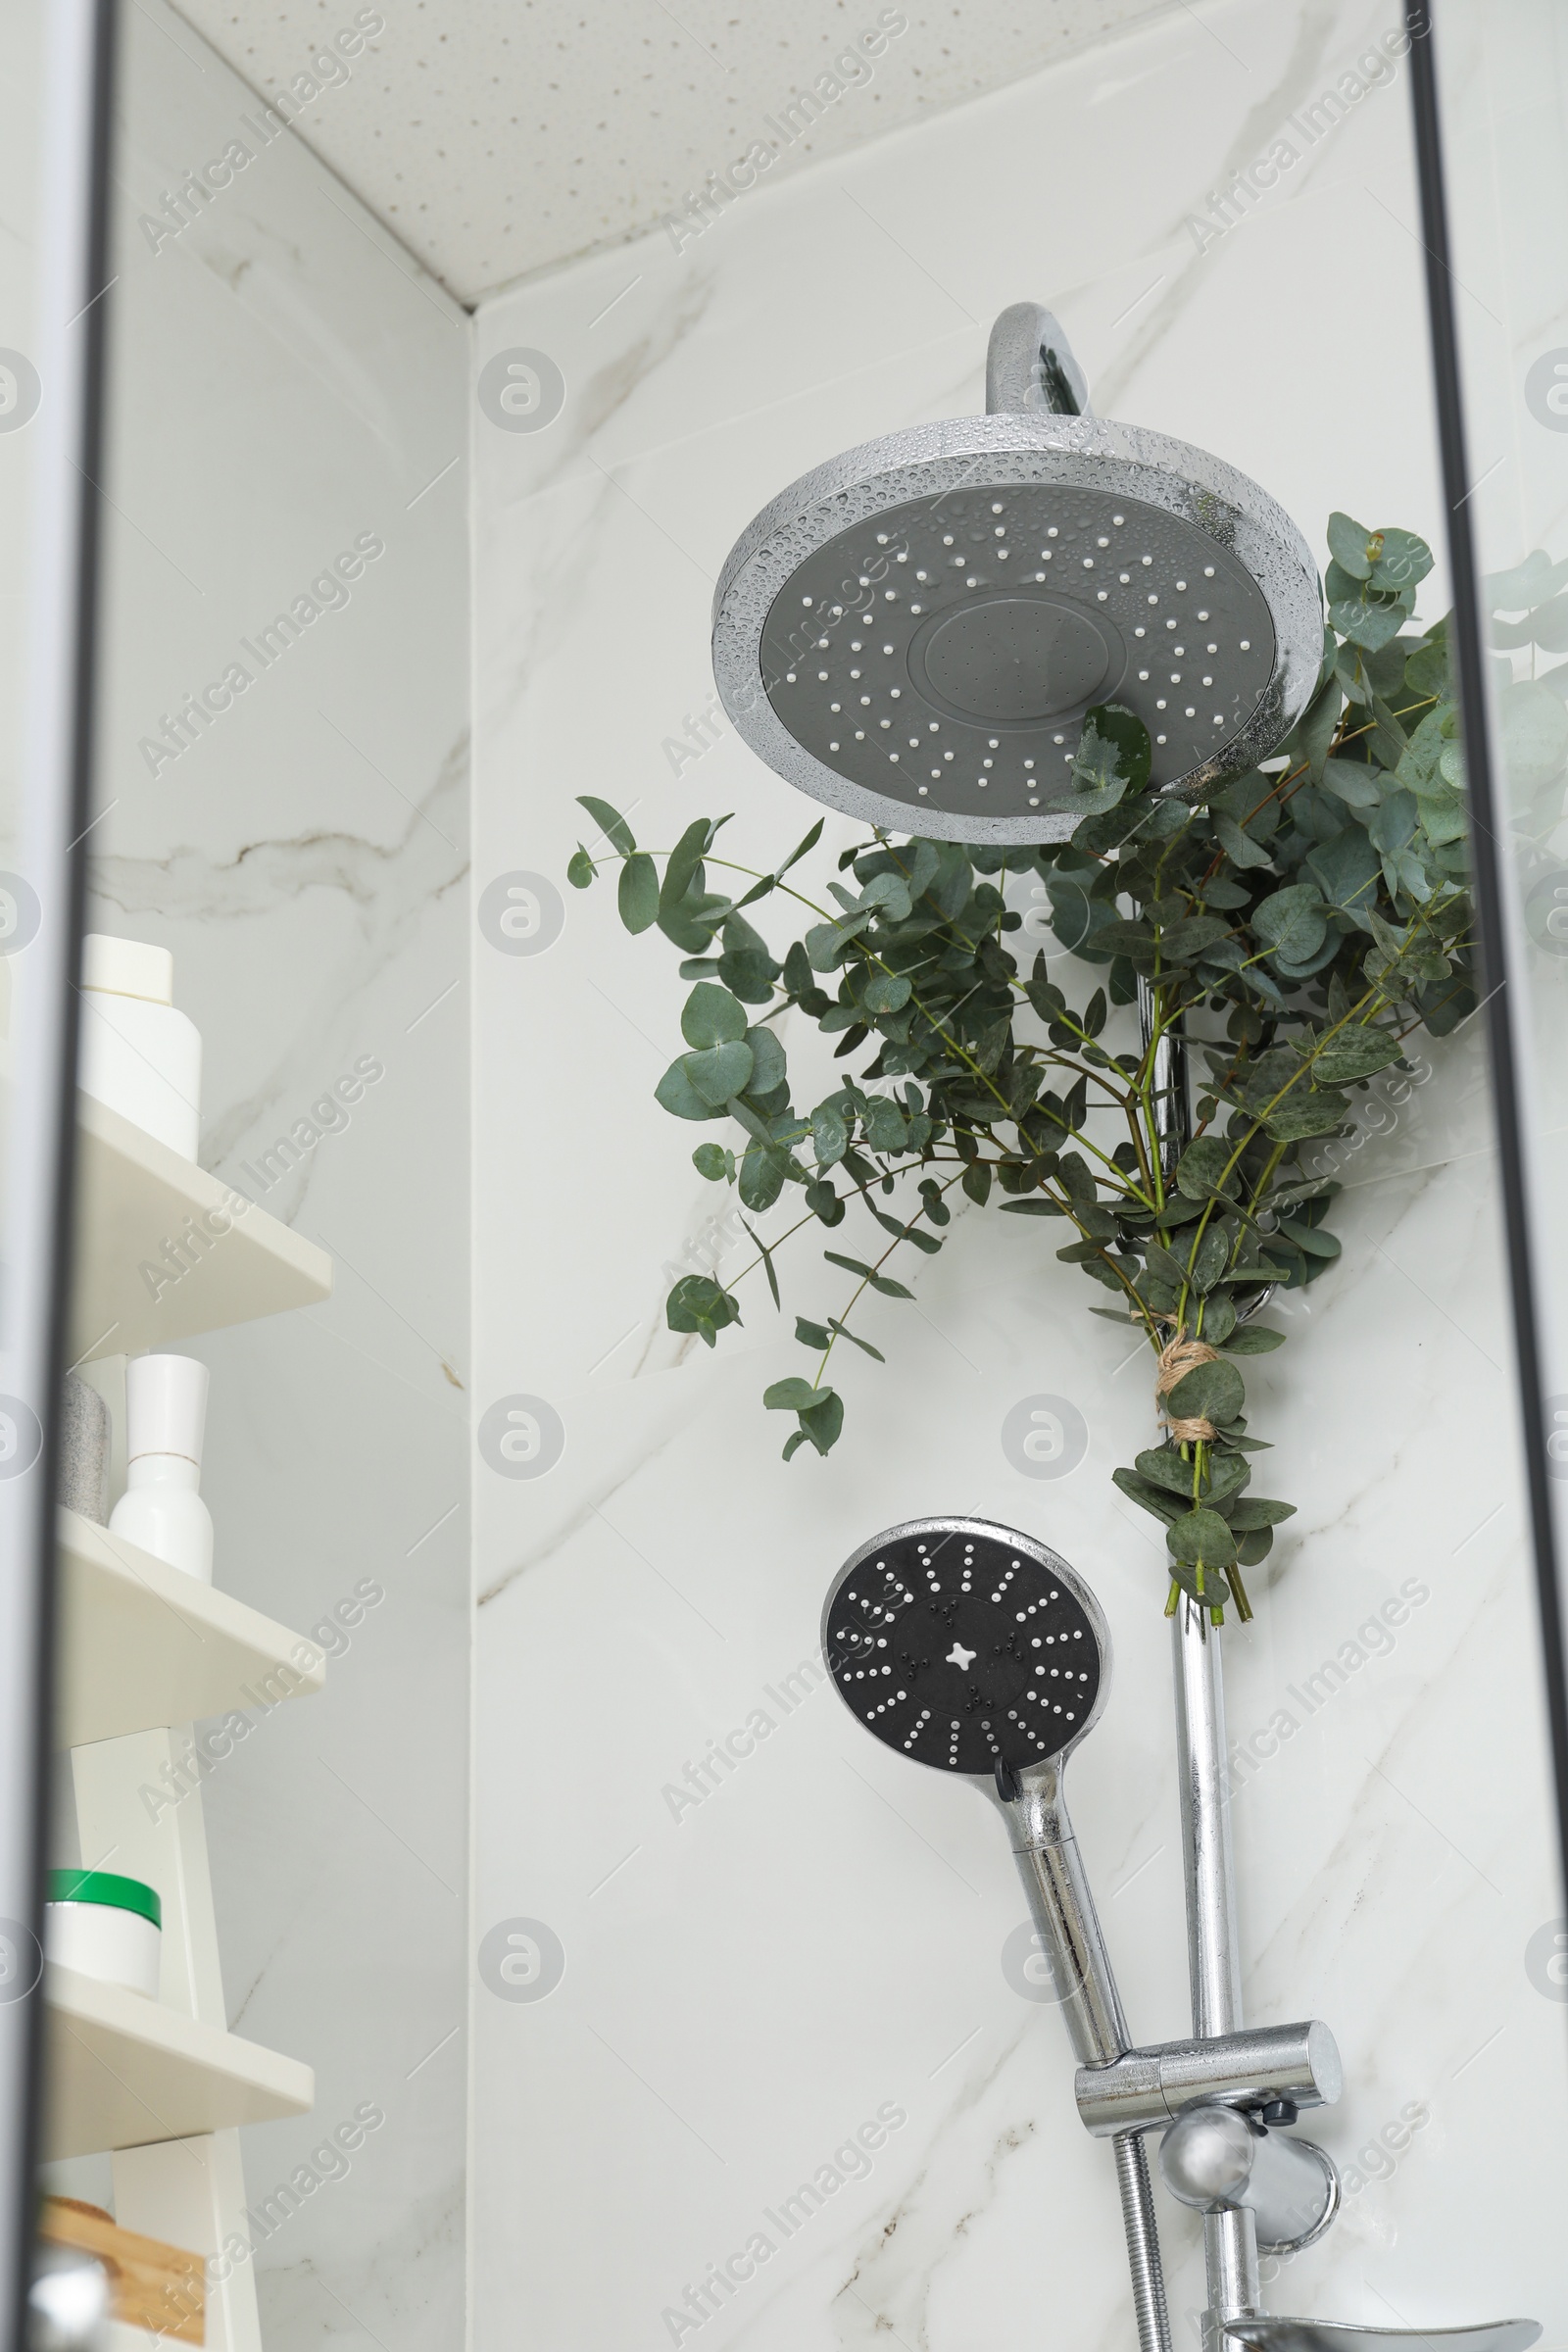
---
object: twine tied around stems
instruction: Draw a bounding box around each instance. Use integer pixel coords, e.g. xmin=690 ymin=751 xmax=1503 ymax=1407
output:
xmin=1155 ymin=1332 xmax=1220 ymax=1446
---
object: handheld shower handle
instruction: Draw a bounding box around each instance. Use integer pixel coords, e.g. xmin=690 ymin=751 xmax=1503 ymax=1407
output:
xmin=985 ymin=303 xmax=1091 ymax=418
xmin=996 ymin=1763 xmax=1175 ymax=2352
xmin=994 ymin=1763 xmax=1128 ymax=2067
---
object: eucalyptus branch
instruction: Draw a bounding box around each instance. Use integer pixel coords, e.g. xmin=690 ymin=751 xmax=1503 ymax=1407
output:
xmin=569 ymin=507 xmax=1497 ymax=1609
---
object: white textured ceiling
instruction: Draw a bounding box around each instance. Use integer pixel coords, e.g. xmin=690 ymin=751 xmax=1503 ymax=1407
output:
xmin=170 ymin=0 xmax=1177 ymax=306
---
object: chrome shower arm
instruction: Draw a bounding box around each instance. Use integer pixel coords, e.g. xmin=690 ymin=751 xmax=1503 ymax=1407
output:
xmin=1135 ymin=977 xmax=1263 ymax=2342
xmin=985 ymin=302 xmax=1092 ymax=416
xmin=1138 ymin=973 xmax=1194 ymax=1181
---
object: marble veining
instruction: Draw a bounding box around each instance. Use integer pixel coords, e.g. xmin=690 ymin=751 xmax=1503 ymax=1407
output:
xmin=473 ymin=3 xmax=1568 ymax=2348
xmin=46 ymin=2 xmax=473 ymax=2344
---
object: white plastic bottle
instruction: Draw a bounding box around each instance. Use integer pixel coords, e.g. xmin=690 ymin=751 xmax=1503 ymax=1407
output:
xmin=77 ymin=933 xmax=202 ymax=1158
xmin=109 ymin=1354 xmax=214 ymax=1583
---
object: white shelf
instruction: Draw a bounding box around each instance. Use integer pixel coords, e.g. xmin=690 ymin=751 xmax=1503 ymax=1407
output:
xmin=41 ymin=1964 xmax=315 ymax=2160
xmin=55 ymin=1509 xmax=326 ymax=1749
xmin=72 ymin=1089 xmax=332 ymax=1363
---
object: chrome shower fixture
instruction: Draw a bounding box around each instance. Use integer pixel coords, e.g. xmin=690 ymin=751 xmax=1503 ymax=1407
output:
xmin=823 ymin=1516 xmax=1342 ymax=2352
xmin=711 ymin=302 xmax=1322 ymax=844
xmin=822 ymin=1515 xmax=1540 ymax=2352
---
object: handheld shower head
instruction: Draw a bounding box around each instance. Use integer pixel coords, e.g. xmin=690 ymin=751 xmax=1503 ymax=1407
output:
xmin=825 ymin=1514 xmax=1172 ymax=2352
xmin=711 ymin=302 xmax=1320 ymax=845
xmin=824 ymin=1513 xmax=1126 ymax=2066
xmin=822 ymin=1513 xmax=1109 ymax=1780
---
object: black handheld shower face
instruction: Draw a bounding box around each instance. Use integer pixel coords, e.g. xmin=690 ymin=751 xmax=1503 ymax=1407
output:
xmin=821 ymin=1514 xmax=1110 ymax=1780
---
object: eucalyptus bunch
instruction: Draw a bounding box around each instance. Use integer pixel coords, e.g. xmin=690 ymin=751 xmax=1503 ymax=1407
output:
xmin=570 ymin=514 xmax=1478 ymax=1620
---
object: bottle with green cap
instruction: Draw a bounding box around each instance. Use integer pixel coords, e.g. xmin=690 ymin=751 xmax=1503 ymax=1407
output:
xmin=45 ymin=1869 xmax=162 ymax=1998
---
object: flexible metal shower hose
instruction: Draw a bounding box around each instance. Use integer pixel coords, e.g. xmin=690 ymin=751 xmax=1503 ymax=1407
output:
xmin=1114 ymin=2131 xmax=1173 ymax=2352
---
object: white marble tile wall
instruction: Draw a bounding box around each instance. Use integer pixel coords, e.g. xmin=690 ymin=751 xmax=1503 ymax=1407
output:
xmin=47 ymin=3 xmax=470 ymax=2344
xmin=472 ymin=5 xmax=1568 ymax=2350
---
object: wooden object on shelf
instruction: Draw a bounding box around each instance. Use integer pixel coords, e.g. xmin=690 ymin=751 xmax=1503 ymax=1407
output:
xmin=37 ymin=2197 xmax=205 ymax=2344
xmin=55 ymin=1507 xmax=325 ymax=1749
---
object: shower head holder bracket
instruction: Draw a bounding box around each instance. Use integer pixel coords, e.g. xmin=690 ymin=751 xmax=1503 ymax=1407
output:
xmin=1073 ymin=2020 xmax=1343 ymax=2138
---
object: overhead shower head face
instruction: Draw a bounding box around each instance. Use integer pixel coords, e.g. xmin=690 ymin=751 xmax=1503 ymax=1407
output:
xmin=712 ymin=415 xmax=1322 ymax=846
xmin=758 ymin=485 xmax=1273 ymax=827
xmin=822 ymin=1516 xmax=1110 ymax=1778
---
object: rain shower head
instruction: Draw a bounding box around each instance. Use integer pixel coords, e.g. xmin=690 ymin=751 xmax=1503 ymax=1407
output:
xmin=821 ymin=1514 xmax=1110 ymax=1780
xmin=711 ymin=303 xmax=1322 ymax=846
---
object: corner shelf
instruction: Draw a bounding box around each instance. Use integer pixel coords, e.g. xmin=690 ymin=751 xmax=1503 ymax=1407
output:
xmin=41 ymin=1964 xmax=315 ymax=2162
xmin=55 ymin=1509 xmax=326 ymax=1750
xmin=71 ymin=1090 xmax=332 ymax=1364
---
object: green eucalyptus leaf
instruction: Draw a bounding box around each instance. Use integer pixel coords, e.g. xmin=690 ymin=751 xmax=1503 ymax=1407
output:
xmin=805 ymin=1178 xmax=845 ymax=1226
xmin=858 ymin=870 xmax=912 ymax=922
xmin=1330 ymin=589 xmax=1407 ymax=653
xmin=1167 ymin=1506 xmax=1239 ymax=1571
xmin=656 ymin=1057 xmax=728 ymax=1121
xmin=1134 ymin=1446 xmax=1200 ymax=1499
xmin=684 ymin=1040 xmax=754 ymax=1105
xmin=811 ymin=1101 xmax=848 ymax=1166
xmin=1262 ymin=1094 xmax=1348 ymax=1141
xmin=1177 ymin=1138 xmax=1240 ymax=1200
xmin=863 ymin=971 xmax=912 ymax=1014
xmin=1327 ymin=512 xmax=1376 ymax=580
xmin=661 ymin=816 xmax=712 ymax=913
xmin=1311 ymin=1030 xmax=1402 ymax=1084
xmin=681 ymin=982 xmax=749 ymax=1048
xmin=828 ymin=1318 xmax=885 ymax=1362
xmin=806 ymin=914 xmax=872 ymax=969
xmin=1198 ymin=1293 xmax=1237 ymax=1345
xmin=1499 ymin=681 xmax=1568 ymax=790
xmin=1042 ymin=704 xmax=1151 ymax=815
xmin=1369 ymin=788 xmax=1420 ymax=858
xmin=778 ymin=818 xmax=824 ymax=878
xmin=1221 ymin=1324 xmax=1286 ymax=1354
xmin=1319 ymin=759 xmax=1382 ymax=810
xmin=1296 ymin=675 xmax=1343 ymax=781
xmin=1111 ymin=1467 xmax=1185 ymax=1527
xmin=1165 ymin=1358 xmax=1246 ymax=1428
xmin=795 ymin=1389 xmax=844 ymax=1456
xmin=745 ymin=1026 xmax=787 ymax=1095
xmin=1306 ymin=825 xmax=1381 ymax=922
xmin=1213 ymin=810 xmax=1274 ymax=868
xmin=1253 ymin=882 xmax=1328 ymax=962
xmin=1405 ymin=628 xmax=1450 ymax=702
xmin=863 ymin=1099 xmax=907 ymax=1153
xmin=1169 ymin=1556 xmax=1233 ymax=1605
xmin=738 ymin=1141 xmax=789 ymax=1211
xmin=1485 ymin=549 xmax=1568 ymax=612
xmin=1368 ymin=527 xmax=1433 ymax=594
xmin=1225 ymin=1495 xmax=1298 ymax=1530
xmin=665 ymin=1275 xmax=740 ymax=1347
xmin=618 ymin=853 xmax=659 ymax=932
xmin=576 ymin=795 xmax=637 ymax=855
